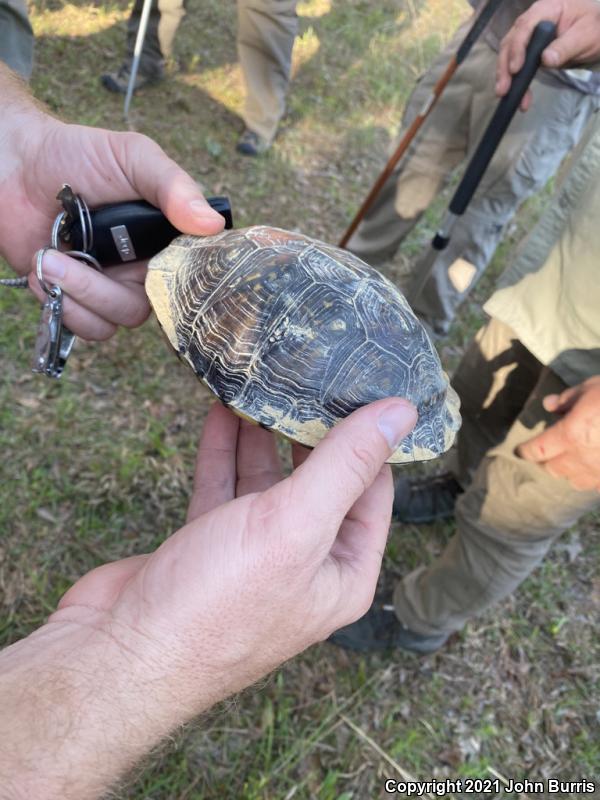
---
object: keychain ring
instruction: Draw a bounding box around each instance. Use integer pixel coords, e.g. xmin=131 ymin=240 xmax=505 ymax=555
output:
xmin=64 ymin=250 xmax=103 ymax=272
xmin=77 ymin=194 xmax=94 ymax=253
xmin=51 ymin=212 xmax=64 ymax=250
xmin=36 ymin=247 xmax=53 ymax=296
xmin=37 ymin=246 xmax=103 ymax=299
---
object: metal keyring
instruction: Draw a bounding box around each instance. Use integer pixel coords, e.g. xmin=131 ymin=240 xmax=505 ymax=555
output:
xmin=64 ymin=249 xmax=102 ymax=272
xmin=36 ymin=246 xmax=53 ymax=296
xmin=51 ymin=211 xmax=64 ymax=251
xmin=36 ymin=246 xmax=103 ymax=299
xmin=78 ymin=194 xmax=94 ymax=253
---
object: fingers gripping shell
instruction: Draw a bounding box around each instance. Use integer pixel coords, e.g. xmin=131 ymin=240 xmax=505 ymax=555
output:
xmin=146 ymin=226 xmax=461 ymax=463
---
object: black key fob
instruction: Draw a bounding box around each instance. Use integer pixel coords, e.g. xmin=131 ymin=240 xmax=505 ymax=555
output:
xmin=56 ymin=188 xmax=233 ymax=268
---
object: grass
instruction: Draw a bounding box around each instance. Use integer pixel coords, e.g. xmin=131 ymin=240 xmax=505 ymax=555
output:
xmin=1 ymin=0 xmax=599 ymax=797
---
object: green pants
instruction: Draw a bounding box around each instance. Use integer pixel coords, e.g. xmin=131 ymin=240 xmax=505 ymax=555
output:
xmin=0 ymin=0 xmax=34 ymax=79
xmin=346 ymin=23 xmax=598 ymax=334
xmin=394 ymin=318 xmax=599 ymax=637
xmin=126 ymin=0 xmax=297 ymax=143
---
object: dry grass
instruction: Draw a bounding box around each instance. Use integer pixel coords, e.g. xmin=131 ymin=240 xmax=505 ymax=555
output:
xmin=1 ymin=0 xmax=598 ymax=797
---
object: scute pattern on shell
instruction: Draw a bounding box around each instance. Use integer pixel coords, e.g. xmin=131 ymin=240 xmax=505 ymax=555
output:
xmin=146 ymin=226 xmax=461 ymax=463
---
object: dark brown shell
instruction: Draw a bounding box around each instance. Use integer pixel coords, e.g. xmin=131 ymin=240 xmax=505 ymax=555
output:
xmin=146 ymin=226 xmax=461 ymax=462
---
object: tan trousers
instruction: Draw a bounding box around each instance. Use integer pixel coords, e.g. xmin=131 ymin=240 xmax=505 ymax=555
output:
xmin=126 ymin=0 xmax=297 ymax=142
xmin=237 ymin=0 xmax=297 ymax=143
xmin=394 ymin=318 xmax=599 ymax=637
xmin=346 ymin=25 xmax=598 ymax=334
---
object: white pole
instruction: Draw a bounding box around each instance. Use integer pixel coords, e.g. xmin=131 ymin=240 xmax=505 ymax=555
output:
xmin=124 ymin=0 xmax=154 ymax=120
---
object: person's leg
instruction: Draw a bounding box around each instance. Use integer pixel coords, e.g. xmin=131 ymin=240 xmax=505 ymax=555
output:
xmin=394 ymin=361 xmax=600 ymax=639
xmin=345 ymin=21 xmax=477 ymax=266
xmin=103 ymin=0 xmax=186 ymax=91
xmin=448 ymin=318 xmax=545 ymax=487
xmin=392 ymin=317 xmax=543 ymax=523
xmin=237 ymin=0 xmax=298 ymax=150
xmin=0 ymin=0 xmax=34 ymax=80
xmin=407 ymin=81 xmax=597 ymax=334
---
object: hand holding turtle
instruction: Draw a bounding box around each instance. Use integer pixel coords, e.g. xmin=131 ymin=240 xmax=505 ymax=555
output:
xmin=0 ymin=62 xmax=224 ymax=340
xmin=496 ymin=0 xmax=600 ymax=110
xmin=58 ymin=397 xmax=418 ymax=674
xmin=1 ymin=398 xmax=416 ymax=798
xmin=518 ymin=376 xmax=600 ymax=492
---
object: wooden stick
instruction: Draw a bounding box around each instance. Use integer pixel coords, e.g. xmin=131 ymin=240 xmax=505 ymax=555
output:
xmin=339 ymin=0 xmax=505 ymax=249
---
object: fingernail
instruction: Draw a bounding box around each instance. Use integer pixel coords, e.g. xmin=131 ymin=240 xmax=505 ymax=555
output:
xmin=189 ymin=199 xmax=222 ymax=219
xmin=41 ymin=249 xmax=67 ymax=282
xmin=544 ymin=49 xmax=559 ymax=66
xmin=377 ymin=401 xmax=418 ymax=450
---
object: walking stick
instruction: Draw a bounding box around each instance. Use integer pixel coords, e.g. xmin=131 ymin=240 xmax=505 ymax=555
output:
xmin=124 ymin=0 xmax=154 ymax=120
xmin=408 ymin=20 xmax=557 ymax=304
xmin=338 ymin=0 xmax=505 ymax=249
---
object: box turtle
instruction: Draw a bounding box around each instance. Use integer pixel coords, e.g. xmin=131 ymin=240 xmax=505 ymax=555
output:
xmin=146 ymin=226 xmax=461 ymax=463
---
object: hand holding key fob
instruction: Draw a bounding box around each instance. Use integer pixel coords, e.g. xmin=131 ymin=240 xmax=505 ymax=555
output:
xmin=56 ymin=186 xmax=233 ymax=268
xmin=28 ymin=187 xmax=234 ymax=377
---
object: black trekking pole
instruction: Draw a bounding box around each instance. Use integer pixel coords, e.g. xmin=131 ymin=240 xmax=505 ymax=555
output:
xmin=408 ymin=20 xmax=557 ymax=304
xmin=339 ymin=0 xmax=506 ymax=249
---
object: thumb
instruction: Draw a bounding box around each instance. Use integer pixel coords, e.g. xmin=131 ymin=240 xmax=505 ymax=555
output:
xmin=541 ymin=20 xmax=599 ymax=69
xmin=109 ymin=131 xmax=225 ymax=236
xmin=284 ymin=398 xmax=417 ymax=547
xmin=543 ymin=384 xmax=582 ymax=414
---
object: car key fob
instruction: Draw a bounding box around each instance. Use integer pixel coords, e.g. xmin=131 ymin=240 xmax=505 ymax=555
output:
xmin=56 ymin=187 xmax=233 ymax=268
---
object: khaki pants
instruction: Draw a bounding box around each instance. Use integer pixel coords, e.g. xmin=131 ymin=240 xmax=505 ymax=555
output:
xmin=346 ymin=24 xmax=598 ymax=334
xmin=0 ymin=0 xmax=34 ymax=79
xmin=126 ymin=0 xmax=297 ymax=142
xmin=237 ymin=0 xmax=297 ymax=143
xmin=394 ymin=318 xmax=599 ymax=637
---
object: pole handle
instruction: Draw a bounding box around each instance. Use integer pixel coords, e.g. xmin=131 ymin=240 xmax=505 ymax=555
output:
xmin=449 ymin=21 xmax=557 ymax=219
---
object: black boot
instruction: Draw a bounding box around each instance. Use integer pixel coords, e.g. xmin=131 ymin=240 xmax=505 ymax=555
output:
xmin=329 ymin=601 xmax=448 ymax=654
xmin=392 ymin=472 xmax=463 ymax=524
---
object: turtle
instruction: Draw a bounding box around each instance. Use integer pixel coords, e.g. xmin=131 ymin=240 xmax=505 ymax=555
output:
xmin=145 ymin=226 xmax=461 ymax=463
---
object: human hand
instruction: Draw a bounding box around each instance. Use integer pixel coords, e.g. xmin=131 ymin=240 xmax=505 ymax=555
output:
xmin=2 ymin=398 xmax=417 ymax=798
xmin=0 ymin=66 xmax=224 ymax=339
xmin=56 ymin=398 xmax=417 ymax=710
xmin=517 ymin=376 xmax=600 ymax=491
xmin=495 ymin=0 xmax=600 ymax=111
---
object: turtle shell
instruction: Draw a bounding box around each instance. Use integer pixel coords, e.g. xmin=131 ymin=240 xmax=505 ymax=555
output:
xmin=146 ymin=226 xmax=461 ymax=463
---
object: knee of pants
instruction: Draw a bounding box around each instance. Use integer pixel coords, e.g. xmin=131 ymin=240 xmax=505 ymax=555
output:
xmin=394 ymin=170 xmax=443 ymax=219
xmin=456 ymin=453 xmax=591 ymax=548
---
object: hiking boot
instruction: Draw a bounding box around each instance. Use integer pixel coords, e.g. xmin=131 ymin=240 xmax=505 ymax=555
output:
xmin=101 ymin=62 xmax=163 ymax=94
xmin=236 ymin=128 xmax=269 ymax=156
xmin=392 ymin=472 xmax=462 ymax=524
xmin=329 ymin=601 xmax=448 ymax=654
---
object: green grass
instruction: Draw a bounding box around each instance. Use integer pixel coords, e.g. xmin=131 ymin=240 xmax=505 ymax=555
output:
xmin=1 ymin=0 xmax=599 ymax=797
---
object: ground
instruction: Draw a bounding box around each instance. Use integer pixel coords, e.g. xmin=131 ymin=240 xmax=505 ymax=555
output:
xmin=0 ymin=0 xmax=599 ymax=798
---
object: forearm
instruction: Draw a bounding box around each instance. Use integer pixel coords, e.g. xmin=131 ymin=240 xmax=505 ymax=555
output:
xmin=0 ymin=610 xmax=195 ymax=800
xmin=0 ymin=62 xmax=62 ymax=274
xmin=0 ymin=61 xmax=53 ymax=159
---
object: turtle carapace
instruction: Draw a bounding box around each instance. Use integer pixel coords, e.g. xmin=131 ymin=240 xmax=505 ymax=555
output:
xmin=146 ymin=226 xmax=461 ymax=463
